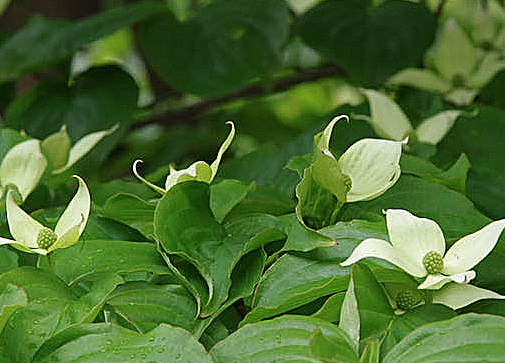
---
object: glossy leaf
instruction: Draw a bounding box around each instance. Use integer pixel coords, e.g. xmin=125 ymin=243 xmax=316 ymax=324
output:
xmin=211 ymin=315 xmax=358 ymax=363
xmin=383 ymin=314 xmax=505 ymax=363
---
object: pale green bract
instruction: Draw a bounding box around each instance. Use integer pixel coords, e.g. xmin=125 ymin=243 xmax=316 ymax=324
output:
xmin=315 ymin=115 xmax=404 ymax=202
xmin=133 ymin=121 xmax=235 ymax=194
xmin=0 ymin=139 xmax=47 ymax=203
xmin=388 ymin=18 xmax=505 ymax=105
xmin=0 ymin=175 xmax=90 ymax=255
xmin=41 ymin=123 xmax=119 ymax=174
xmin=361 ymin=89 xmax=463 ymax=145
xmin=341 ymin=209 xmax=505 ymax=307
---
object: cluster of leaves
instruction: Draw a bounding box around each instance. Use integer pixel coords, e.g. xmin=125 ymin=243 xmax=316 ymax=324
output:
xmin=2 ymin=0 xmax=505 ymax=362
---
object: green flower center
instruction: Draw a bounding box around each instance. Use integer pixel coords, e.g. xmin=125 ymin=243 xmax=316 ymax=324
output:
xmin=37 ymin=228 xmax=58 ymax=249
xmin=395 ymin=290 xmax=420 ymax=311
xmin=423 ymin=251 xmax=444 ymax=274
xmin=343 ymin=173 xmax=352 ymax=192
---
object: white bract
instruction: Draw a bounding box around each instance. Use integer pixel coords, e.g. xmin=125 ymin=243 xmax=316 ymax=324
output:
xmin=0 ymin=139 xmax=47 ymax=203
xmin=316 ymin=115 xmax=404 ymax=202
xmin=41 ymin=123 xmax=119 ymax=174
xmin=388 ymin=19 xmax=505 ymax=105
xmin=341 ymin=209 xmax=505 ymax=290
xmin=361 ymin=89 xmax=463 ymax=145
xmin=0 ymin=175 xmax=90 ymax=255
xmin=133 ymin=121 xmax=235 ymax=194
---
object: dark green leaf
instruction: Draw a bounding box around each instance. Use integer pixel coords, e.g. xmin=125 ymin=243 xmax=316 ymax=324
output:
xmin=140 ymin=0 xmax=289 ymax=96
xmin=0 ymin=1 xmax=166 ymax=82
xmin=298 ymin=0 xmax=436 ymax=86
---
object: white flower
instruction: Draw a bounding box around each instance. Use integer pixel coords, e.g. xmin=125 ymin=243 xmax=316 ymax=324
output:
xmin=41 ymin=124 xmax=119 ymax=174
xmin=313 ymin=115 xmax=404 ymax=202
xmin=341 ymin=209 xmax=505 ymax=290
xmin=388 ymin=19 xmax=505 ymax=105
xmin=0 ymin=139 xmax=47 ymax=202
xmin=133 ymin=121 xmax=235 ymax=194
xmin=0 ymin=175 xmax=90 ymax=255
xmin=361 ymin=89 xmax=463 ymax=145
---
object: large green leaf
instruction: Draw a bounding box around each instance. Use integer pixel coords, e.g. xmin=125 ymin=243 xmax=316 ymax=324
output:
xmin=0 ymin=1 xmax=165 ymax=82
xmin=43 ymin=240 xmax=170 ymax=285
xmin=107 ymin=282 xmax=198 ymax=333
xmin=0 ymin=246 xmax=17 ymax=274
xmin=140 ymin=0 xmax=289 ymax=96
xmin=242 ymin=253 xmax=350 ymax=325
xmin=298 ymin=0 xmax=436 ymax=86
xmin=383 ymin=314 xmax=505 ymax=363
xmin=211 ymin=315 xmax=359 ymax=363
xmin=101 ymin=193 xmax=156 ymax=239
xmin=154 ymin=181 xmax=284 ymax=316
xmin=32 ymin=323 xmax=213 ymax=363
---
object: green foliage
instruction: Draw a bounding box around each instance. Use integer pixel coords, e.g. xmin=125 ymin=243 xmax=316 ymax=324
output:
xmin=2 ymin=0 xmax=505 ymax=361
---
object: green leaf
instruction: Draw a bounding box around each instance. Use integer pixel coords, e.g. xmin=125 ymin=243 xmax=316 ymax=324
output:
xmin=54 ymin=272 xmax=124 ymax=332
xmin=434 ymin=106 xmax=505 ymax=219
xmin=0 ymin=266 xmax=77 ymax=301
xmin=4 ymin=66 xmax=138 ymax=175
xmin=107 ymin=282 xmax=198 ymax=333
xmin=209 ymin=179 xmax=256 ymax=223
xmin=0 ymin=1 xmax=166 ymax=82
xmin=298 ymin=0 xmax=436 ymax=86
xmin=400 ymin=153 xmax=470 ymax=193
xmin=140 ymin=0 xmax=289 ymax=96
xmin=43 ymin=240 xmax=171 ymax=285
xmin=101 ymin=193 xmax=156 ymax=239
xmin=0 ymin=283 xmax=27 ymax=334
xmin=309 ymin=328 xmax=360 ymax=363
xmin=0 ymin=246 xmax=18 ymax=274
xmin=380 ymin=304 xmax=456 ymax=360
xmin=155 ymin=181 xmax=283 ymax=317
xmin=242 ymin=253 xmax=350 ymax=325
xmin=211 ymin=315 xmax=358 ymax=363
xmin=32 ymin=323 xmax=213 ymax=363
xmin=383 ymin=314 xmax=505 ymax=363
xmin=279 ymin=213 xmax=335 ymax=253
xmin=339 ymin=269 xmax=360 ymax=352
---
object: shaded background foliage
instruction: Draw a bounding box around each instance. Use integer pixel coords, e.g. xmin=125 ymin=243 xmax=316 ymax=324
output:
xmin=2 ymin=0 xmax=505 ymax=362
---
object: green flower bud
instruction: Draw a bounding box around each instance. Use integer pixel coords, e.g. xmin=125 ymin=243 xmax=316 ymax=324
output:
xmin=423 ymin=251 xmax=444 ymax=274
xmin=396 ymin=290 xmax=420 ymax=311
xmin=37 ymin=228 xmax=58 ymax=249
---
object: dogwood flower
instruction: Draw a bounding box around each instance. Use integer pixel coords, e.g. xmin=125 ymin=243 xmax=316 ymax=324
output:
xmin=133 ymin=121 xmax=235 ymax=194
xmin=0 ymin=139 xmax=47 ymax=203
xmin=361 ymin=89 xmax=463 ymax=145
xmin=388 ymin=19 xmax=505 ymax=105
xmin=341 ymin=209 xmax=505 ymax=290
xmin=312 ymin=115 xmax=404 ymax=202
xmin=0 ymin=175 xmax=90 ymax=255
xmin=432 ymin=282 xmax=505 ymax=310
xmin=41 ymin=123 xmax=119 ymax=174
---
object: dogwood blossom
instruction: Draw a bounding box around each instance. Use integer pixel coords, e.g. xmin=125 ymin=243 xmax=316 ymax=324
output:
xmin=133 ymin=121 xmax=235 ymax=194
xmin=0 ymin=175 xmax=90 ymax=255
xmin=341 ymin=209 xmax=505 ymax=290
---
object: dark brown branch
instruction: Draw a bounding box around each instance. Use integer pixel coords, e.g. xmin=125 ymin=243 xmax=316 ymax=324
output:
xmin=434 ymin=0 xmax=448 ymax=18
xmin=132 ymin=63 xmax=346 ymax=128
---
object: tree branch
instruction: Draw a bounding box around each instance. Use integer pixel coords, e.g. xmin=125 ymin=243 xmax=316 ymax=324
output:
xmin=132 ymin=63 xmax=346 ymax=128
